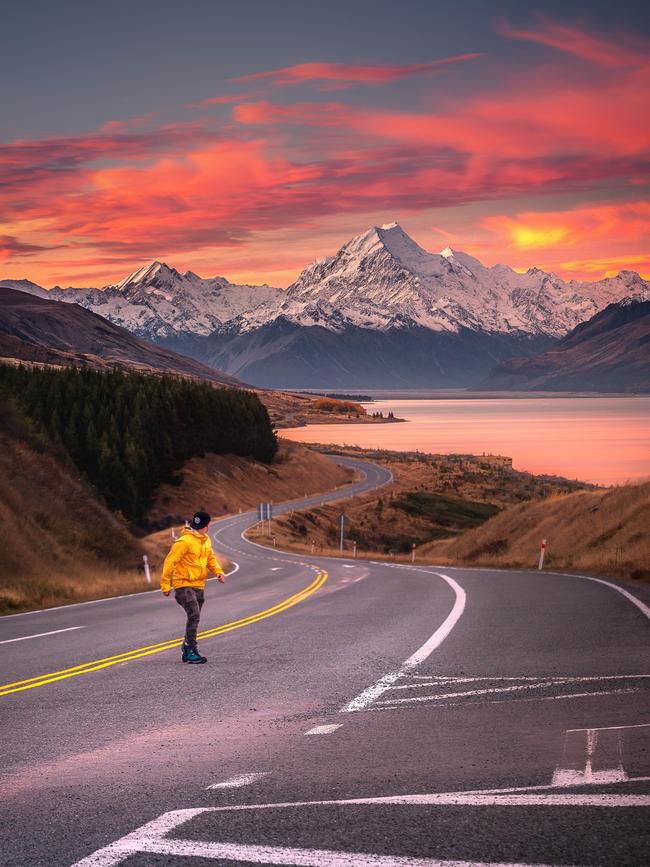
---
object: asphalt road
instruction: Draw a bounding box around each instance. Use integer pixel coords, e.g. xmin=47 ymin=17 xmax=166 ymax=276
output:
xmin=0 ymin=455 xmax=648 ymax=867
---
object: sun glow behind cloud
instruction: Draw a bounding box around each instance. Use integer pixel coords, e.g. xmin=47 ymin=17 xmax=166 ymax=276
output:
xmin=1 ymin=14 xmax=648 ymax=287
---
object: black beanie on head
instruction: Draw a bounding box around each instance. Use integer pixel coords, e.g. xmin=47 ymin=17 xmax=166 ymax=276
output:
xmin=191 ymin=511 xmax=211 ymax=530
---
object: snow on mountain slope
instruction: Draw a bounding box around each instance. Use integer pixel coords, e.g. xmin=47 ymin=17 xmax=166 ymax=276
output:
xmin=235 ymin=223 xmax=650 ymax=337
xmin=2 ymin=263 xmax=284 ymax=338
xmin=3 ymin=224 xmax=648 ymax=342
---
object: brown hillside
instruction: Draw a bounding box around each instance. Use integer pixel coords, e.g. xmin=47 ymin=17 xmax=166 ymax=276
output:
xmin=0 ymin=402 xmax=148 ymax=613
xmin=147 ymin=440 xmax=355 ymax=528
xmin=421 ymin=481 xmax=650 ymax=580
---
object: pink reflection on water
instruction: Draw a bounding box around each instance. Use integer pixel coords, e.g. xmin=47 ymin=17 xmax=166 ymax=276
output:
xmin=281 ymin=397 xmax=650 ymax=486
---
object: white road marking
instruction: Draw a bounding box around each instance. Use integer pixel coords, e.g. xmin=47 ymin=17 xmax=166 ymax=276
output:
xmin=2 ymin=563 xmax=239 ymax=618
xmin=364 ymin=688 xmax=638 ymax=711
xmin=566 ymin=722 xmax=650 ymax=733
xmin=206 ymin=772 xmax=269 ymax=789
xmin=69 ymin=806 xmax=572 ymax=867
xmin=0 ymin=626 xmax=83 ymax=645
xmin=342 ymin=564 xmax=355 ymax=568
xmin=556 ymin=572 xmax=650 ymax=621
xmin=377 ymin=676 xmax=648 ymax=706
xmin=404 ymin=674 xmax=650 ymax=686
xmin=270 ymin=567 xmax=282 ymax=571
xmin=341 ymin=571 xmax=466 ymax=713
xmin=305 ymin=724 xmax=343 ymax=735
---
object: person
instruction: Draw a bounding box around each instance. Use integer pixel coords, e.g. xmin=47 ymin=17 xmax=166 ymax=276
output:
xmin=161 ymin=510 xmax=225 ymax=664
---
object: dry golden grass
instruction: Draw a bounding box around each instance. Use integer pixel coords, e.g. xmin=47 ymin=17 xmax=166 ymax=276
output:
xmin=422 ymin=481 xmax=650 ymax=580
xmin=147 ymin=439 xmax=355 ymax=527
xmin=248 ymin=445 xmax=592 ymax=558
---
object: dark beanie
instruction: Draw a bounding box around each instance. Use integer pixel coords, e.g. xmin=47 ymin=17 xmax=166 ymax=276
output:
xmin=191 ymin=511 xmax=211 ymax=530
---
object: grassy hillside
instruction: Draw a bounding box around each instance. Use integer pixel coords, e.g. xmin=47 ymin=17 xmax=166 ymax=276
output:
xmin=422 ymin=481 xmax=650 ymax=580
xmin=0 ymin=402 xmax=149 ymax=613
xmin=248 ymin=444 xmax=592 ymax=556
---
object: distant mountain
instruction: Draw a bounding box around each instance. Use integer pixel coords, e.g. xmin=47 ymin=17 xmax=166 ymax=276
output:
xmin=4 ymin=222 xmax=649 ymax=387
xmin=4 ymin=262 xmax=283 ymax=338
xmin=479 ymin=298 xmax=650 ymax=393
xmin=235 ymin=223 xmax=648 ymax=338
xmin=0 ymin=287 xmax=244 ymax=386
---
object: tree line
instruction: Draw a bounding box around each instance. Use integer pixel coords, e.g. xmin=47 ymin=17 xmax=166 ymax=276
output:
xmin=0 ymin=365 xmax=277 ymax=523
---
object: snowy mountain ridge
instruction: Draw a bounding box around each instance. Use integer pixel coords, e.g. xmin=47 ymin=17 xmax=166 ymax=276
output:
xmin=2 ymin=222 xmax=649 ymax=341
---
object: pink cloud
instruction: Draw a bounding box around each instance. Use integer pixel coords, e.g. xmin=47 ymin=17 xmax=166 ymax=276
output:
xmin=233 ymin=55 xmax=482 ymax=87
xmin=497 ymin=15 xmax=649 ymax=68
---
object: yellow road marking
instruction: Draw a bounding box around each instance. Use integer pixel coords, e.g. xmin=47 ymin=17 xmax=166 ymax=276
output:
xmin=0 ymin=570 xmax=327 ymax=698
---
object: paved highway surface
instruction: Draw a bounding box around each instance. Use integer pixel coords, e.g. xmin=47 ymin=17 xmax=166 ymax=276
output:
xmin=0 ymin=456 xmax=649 ymax=867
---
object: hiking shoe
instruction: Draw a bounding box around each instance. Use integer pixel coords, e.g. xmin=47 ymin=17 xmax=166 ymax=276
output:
xmin=185 ymin=646 xmax=207 ymax=664
xmin=181 ymin=642 xmax=190 ymax=663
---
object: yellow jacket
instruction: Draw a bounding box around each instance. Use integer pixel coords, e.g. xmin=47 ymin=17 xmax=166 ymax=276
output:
xmin=161 ymin=527 xmax=224 ymax=593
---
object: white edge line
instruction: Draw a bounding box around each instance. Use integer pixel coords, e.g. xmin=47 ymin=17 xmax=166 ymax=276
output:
xmin=553 ymin=571 xmax=650 ymax=621
xmin=1 ymin=562 xmax=239 ymax=619
xmin=0 ymin=626 xmax=84 ymax=645
xmin=341 ymin=571 xmax=466 ymax=713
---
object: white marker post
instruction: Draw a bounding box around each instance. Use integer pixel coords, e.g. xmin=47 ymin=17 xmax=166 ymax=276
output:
xmin=411 ymin=543 xmax=416 ymax=563
xmin=538 ymin=539 xmax=547 ymax=571
xmin=142 ymin=554 xmax=152 ymax=584
xmin=353 ymin=541 xmax=357 ymax=559
xmin=339 ymin=513 xmax=346 ymax=552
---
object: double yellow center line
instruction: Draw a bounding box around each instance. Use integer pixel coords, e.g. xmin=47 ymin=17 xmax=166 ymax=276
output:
xmin=0 ymin=569 xmax=327 ymax=698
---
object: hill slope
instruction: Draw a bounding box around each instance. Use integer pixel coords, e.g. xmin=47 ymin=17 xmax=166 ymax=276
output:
xmin=0 ymin=286 xmax=243 ymax=385
xmin=480 ymin=298 xmax=650 ymax=392
xmin=0 ymin=403 xmax=146 ymax=613
xmin=421 ymin=481 xmax=650 ymax=580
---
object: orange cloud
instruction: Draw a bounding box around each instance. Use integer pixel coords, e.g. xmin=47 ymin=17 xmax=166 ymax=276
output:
xmin=2 ymin=18 xmax=649 ymax=288
xmin=497 ymin=15 xmax=649 ymax=68
xmin=482 ymin=202 xmax=650 ymax=250
xmin=233 ymin=56 xmax=482 ymax=88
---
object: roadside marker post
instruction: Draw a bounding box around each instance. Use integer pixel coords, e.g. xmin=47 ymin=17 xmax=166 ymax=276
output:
xmin=257 ymin=503 xmax=274 ymax=536
xmin=142 ymin=555 xmax=152 ymax=585
xmin=339 ymin=513 xmax=347 ymax=552
xmin=353 ymin=542 xmax=357 ymax=558
xmin=538 ymin=539 xmax=547 ymax=570
xmin=411 ymin=543 xmax=416 ymax=563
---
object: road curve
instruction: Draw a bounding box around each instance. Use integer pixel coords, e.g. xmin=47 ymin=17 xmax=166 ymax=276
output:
xmin=0 ymin=455 xmax=648 ymax=867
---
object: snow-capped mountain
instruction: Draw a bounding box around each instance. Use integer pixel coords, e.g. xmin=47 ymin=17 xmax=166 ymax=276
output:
xmin=2 ymin=262 xmax=283 ymax=339
xmin=233 ymin=223 xmax=650 ymax=338
xmin=3 ymin=222 xmax=648 ymax=387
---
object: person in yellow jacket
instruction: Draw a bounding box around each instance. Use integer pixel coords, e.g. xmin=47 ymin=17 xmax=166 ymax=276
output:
xmin=161 ymin=510 xmax=225 ymax=664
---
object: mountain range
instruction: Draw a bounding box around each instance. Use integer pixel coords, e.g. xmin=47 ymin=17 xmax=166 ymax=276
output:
xmin=480 ymin=297 xmax=650 ymax=393
xmin=0 ymin=287 xmax=243 ymax=386
xmin=3 ymin=222 xmax=649 ymax=387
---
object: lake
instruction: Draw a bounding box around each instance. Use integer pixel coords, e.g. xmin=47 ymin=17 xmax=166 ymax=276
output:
xmin=280 ymin=395 xmax=650 ymax=486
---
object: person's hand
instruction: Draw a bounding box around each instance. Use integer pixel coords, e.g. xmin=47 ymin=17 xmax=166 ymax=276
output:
xmin=162 ymin=590 xmax=171 ymax=597
xmin=217 ymin=575 xmax=226 ymax=584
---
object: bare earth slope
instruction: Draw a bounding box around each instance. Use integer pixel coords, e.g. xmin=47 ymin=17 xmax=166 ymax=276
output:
xmin=0 ymin=286 xmax=243 ymax=385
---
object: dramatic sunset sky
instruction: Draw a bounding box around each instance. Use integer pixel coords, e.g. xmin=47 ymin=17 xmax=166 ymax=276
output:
xmin=2 ymin=0 xmax=649 ymax=287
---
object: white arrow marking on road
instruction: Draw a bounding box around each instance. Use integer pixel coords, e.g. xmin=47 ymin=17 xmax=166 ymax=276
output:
xmin=0 ymin=626 xmax=84 ymax=645
xmin=206 ymin=772 xmax=269 ymax=789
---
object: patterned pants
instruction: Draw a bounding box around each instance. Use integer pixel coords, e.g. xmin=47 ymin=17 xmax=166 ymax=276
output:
xmin=174 ymin=587 xmax=205 ymax=647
